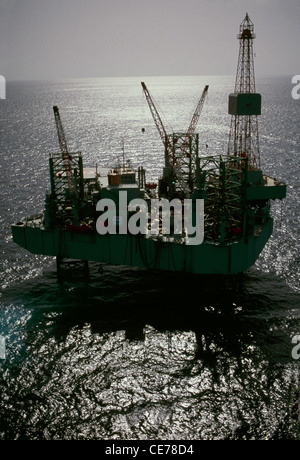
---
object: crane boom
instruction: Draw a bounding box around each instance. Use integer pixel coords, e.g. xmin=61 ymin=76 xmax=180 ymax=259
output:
xmin=187 ymin=85 xmax=209 ymax=137
xmin=141 ymin=82 xmax=191 ymax=197
xmin=179 ymin=84 xmax=209 ymax=158
xmin=53 ymin=106 xmax=77 ymax=197
xmin=141 ymin=82 xmax=173 ymax=162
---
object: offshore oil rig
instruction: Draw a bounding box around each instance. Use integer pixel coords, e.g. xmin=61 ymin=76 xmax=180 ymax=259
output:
xmin=12 ymin=14 xmax=286 ymax=275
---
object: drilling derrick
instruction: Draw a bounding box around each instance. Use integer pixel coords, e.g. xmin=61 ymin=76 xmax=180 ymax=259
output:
xmin=227 ymin=13 xmax=261 ymax=169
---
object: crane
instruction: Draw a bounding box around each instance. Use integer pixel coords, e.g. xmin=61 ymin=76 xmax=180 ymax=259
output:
xmin=141 ymin=82 xmax=208 ymax=197
xmin=53 ymin=105 xmax=77 ymax=197
xmin=187 ymin=85 xmax=209 ymax=136
xmin=141 ymin=82 xmax=174 ymax=164
xmin=181 ymin=84 xmax=209 ymax=156
xmin=141 ymin=82 xmax=190 ymax=197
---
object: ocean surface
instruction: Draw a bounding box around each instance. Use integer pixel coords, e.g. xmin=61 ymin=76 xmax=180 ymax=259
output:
xmin=0 ymin=75 xmax=299 ymax=440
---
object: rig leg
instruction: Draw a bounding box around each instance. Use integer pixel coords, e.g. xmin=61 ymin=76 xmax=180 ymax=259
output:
xmin=83 ymin=260 xmax=89 ymax=276
xmin=56 ymin=256 xmax=63 ymax=273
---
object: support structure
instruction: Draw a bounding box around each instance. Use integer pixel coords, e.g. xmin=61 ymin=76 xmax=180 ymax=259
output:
xmin=47 ymin=151 xmax=83 ymax=225
xmin=199 ymin=155 xmax=247 ymax=243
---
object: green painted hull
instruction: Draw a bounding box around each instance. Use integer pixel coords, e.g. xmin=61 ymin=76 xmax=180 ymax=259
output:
xmin=12 ymin=217 xmax=273 ymax=275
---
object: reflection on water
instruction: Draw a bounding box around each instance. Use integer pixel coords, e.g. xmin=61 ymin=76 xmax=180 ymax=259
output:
xmin=0 ymin=263 xmax=299 ymax=440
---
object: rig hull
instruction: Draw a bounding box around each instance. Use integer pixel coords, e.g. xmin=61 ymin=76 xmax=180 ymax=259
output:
xmin=12 ymin=217 xmax=273 ymax=275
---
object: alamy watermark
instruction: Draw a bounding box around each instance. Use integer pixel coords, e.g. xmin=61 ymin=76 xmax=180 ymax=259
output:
xmin=0 ymin=335 xmax=5 ymax=360
xmin=291 ymin=75 xmax=300 ymax=100
xmin=0 ymin=75 xmax=6 ymax=100
xmin=291 ymin=335 xmax=300 ymax=360
xmin=96 ymin=192 xmax=204 ymax=246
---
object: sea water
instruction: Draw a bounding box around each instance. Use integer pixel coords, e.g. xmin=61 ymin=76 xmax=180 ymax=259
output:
xmin=0 ymin=76 xmax=299 ymax=440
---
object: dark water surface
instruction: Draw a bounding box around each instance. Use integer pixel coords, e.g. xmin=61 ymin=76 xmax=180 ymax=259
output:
xmin=0 ymin=76 xmax=299 ymax=440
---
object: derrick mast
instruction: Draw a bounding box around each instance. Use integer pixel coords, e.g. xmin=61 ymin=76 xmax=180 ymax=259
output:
xmin=228 ymin=13 xmax=261 ymax=168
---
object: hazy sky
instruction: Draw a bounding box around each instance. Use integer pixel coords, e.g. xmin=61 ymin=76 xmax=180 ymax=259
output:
xmin=0 ymin=0 xmax=299 ymax=80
